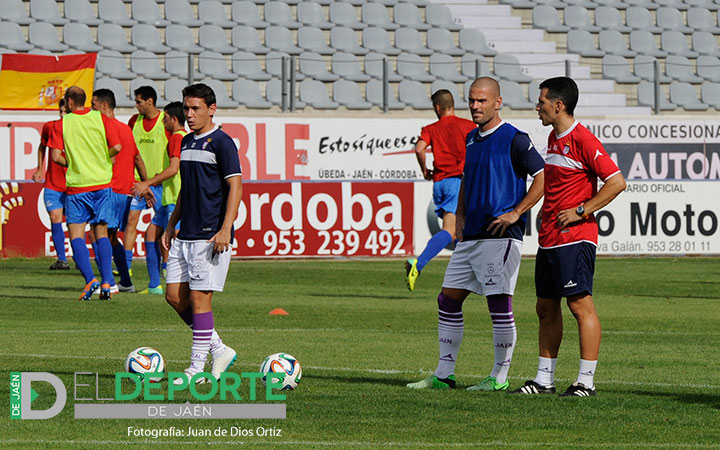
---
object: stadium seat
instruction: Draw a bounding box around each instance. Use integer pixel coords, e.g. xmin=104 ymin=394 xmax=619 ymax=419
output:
xmin=669 ymin=81 xmax=708 ymax=110
xmin=629 ymin=31 xmax=668 ymax=58
xmin=365 ymin=52 xmax=403 ymax=81
xmin=692 ymin=31 xmax=720 ymax=57
xmin=366 ymin=79 xmax=405 ymax=109
xmin=63 ymin=23 xmax=102 ymax=53
xmin=532 ymin=6 xmax=570 ymax=32
xmin=461 ymin=54 xmax=490 ymax=79
xmin=1 ymin=0 xmax=35 ymax=25
xmin=594 ymin=6 xmax=631 ymax=32
xmin=686 ymin=0 xmax=720 ymax=10
xmin=198 ymin=0 xmax=235 ymax=28
xmin=264 ymin=1 xmax=302 ymax=29
xmin=298 ymin=27 xmax=337 ymax=55
xmin=131 ymin=0 xmax=169 ymax=27
xmin=567 ymin=30 xmax=605 ymax=57
xmin=361 ymin=3 xmax=399 ymax=30
xmin=132 ymin=24 xmax=171 ymax=53
xmin=426 ymin=4 xmax=462 ymax=32
xmin=265 ymin=26 xmax=303 ymax=55
xmin=166 ymin=0 xmax=203 ymax=26
xmin=687 ymin=7 xmax=720 ymax=32
xmin=430 ymin=80 xmax=464 ymax=109
xmin=329 ymin=2 xmax=367 ymax=30
xmin=427 ymin=29 xmax=465 ymax=57
xmin=599 ymin=30 xmax=637 ymax=57
xmin=265 ymin=51 xmax=304 ymax=80
xmin=165 ymin=50 xmax=201 ymax=79
xmin=299 ymin=51 xmax=339 ymax=82
xmin=602 ymin=54 xmax=642 ymax=83
xmin=63 ymin=49 xmax=85 ymax=56
xmin=564 ymin=6 xmax=601 ymax=32
xmin=665 ymin=55 xmax=703 ymax=83
xmin=164 ymin=78 xmax=187 ymax=103
xmin=634 ymin=55 xmax=672 ymax=82
xmin=499 ymin=80 xmax=535 ymax=110
xmin=429 ymin=53 xmax=468 ymax=83
xmin=65 ymin=0 xmax=103 ymax=26
xmin=165 ymin=25 xmax=204 ymax=54
xmin=199 ymin=25 xmax=236 ymax=54
xmin=696 ymin=55 xmax=720 ymax=81
xmin=199 ymin=78 xmax=239 ymax=108
xmin=28 ymin=49 xmax=53 ymax=56
xmin=131 ymin=50 xmax=172 ymax=80
xmin=332 ymin=52 xmax=371 ymax=81
xmin=637 ymin=80 xmax=676 ymax=110
xmin=528 ymin=79 xmax=541 ymax=104
xmin=95 ymin=77 xmax=135 ymax=108
xmin=493 ymin=54 xmax=532 ymax=82
xmin=333 ymin=79 xmax=373 ymax=110
xmin=700 ymin=81 xmax=720 ymax=108
xmin=458 ymin=29 xmax=497 ymax=57
xmin=232 ymin=79 xmax=273 ymax=109
xmin=29 ymin=22 xmax=69 ymax=52
xmin=398 ymin=80 xmax=433 ymax=109
xmin=661 ymin=31 xmax=699 ymax=58
xmin=98 ymin=24 xmax=137 ymax=53
xmin=30 ymin=0 xmax=69 ymax=25
xmin=231 ymin=26 xmax=270 ymax=54
xmin=364 ymin=27 xmax=401 ymax=56
xmin=394 ymin=3 xmax=431 ymax=31
xmin=97 ymin=50 xmax=135 ymax=80
xmin=397 ymin=52 xmax=435 ymax=82
xmin=499 ymin=0 xmax=537 ymax=8
xmin=625 ymin=7 xmax=661 ymax=33
xmin=656 ymin=0 xmax=689 ymax=11
xmin=331 ymin=26 xmax=369 ymax=55
xmin=395 ymin=28 xmax=432 ymax=56
xmin=657 ymin=7 xmax=693 ymax=33
xmin=298 ymin=2 xmax=333 ymax=30
xmin=231 ymin=1 xmax=269 ymax=28
xmin=593 ymin=0 xmax=628 ymax=9
xmin=232 ymin=51 xmax=272 ymax=81
xmin=198 ymin=51 xmax=238 ymax=81
xmin=300 ymin=79 xmax=340 ymax=109
xmin=266 ymin=78 xmax=296 ymax=107
xmin=98 ymin=0 xmax=137 ymax=27
xmin=624 ymin=0 xmax=658 ymax=9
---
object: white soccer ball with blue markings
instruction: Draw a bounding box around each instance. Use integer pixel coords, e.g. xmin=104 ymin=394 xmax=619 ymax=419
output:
xmin=125 ymin=347 xmax=165 ymax=382
xmin=260 ymin=353 xmax=302 ymax=390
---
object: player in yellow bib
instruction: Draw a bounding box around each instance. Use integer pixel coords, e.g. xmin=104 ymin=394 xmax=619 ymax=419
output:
xmin=133 ymin=101 xmax=185 ymax=294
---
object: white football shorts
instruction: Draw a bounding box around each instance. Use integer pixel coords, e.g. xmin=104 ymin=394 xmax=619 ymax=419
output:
xmin=166 ymin=240 xmax=232 ymax=292
xmin=442 ymin=238 xmax=523 ymax=296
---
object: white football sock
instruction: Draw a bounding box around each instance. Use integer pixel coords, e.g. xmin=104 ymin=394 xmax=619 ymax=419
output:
xmin=534 ymin=356 xmax=557 ymax=387
xmin=434 ymin=308 xmax=463 ymax=379
xmin=577 ymin=359 xmax=597 ymax=388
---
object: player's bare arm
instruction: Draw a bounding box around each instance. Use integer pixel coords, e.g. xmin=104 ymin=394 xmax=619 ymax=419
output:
xmin=488 ymin=170 xmax=545 ymax=236
xmin=33 ymin=142 xmax=46 ymax=183
xmin=556 ymin=172 xmax=627 ymax=228
xmin=132 ymin=156 xmax=179 ymax=197
xmin=208 ymin=176 xmax=243 ymax=254
xmin=414 ymin=139 xmax=433 ymax=181
xmin=50 ymin=147 xmax=67 ymax=167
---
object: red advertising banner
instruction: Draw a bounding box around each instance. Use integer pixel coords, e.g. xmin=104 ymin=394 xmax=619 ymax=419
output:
xmin=0 ymin=181 xmax=414 ymax=258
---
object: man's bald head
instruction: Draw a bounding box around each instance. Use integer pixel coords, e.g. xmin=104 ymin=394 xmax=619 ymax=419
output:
xmin=469 ymin=77 xmax=500 ymax=97
xmin=64 ymin=86 xmax=87 ymax=112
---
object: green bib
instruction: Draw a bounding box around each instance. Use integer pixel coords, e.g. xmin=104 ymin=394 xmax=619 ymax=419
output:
xmin=133 ymin=111 xmax=168 ymax=181
xmin=62 ymin=110 xmax=112 ymax=188
xmin=162 ymin=129 xmax=186 ymax=206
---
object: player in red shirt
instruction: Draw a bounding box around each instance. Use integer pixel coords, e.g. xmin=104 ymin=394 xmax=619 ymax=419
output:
xmin=32 ymin=99 xmax=69 ymax=270
xmin=405 ymin=89 xmax=476 ymax=291
xmin=91 ymin=89 xmax=151 ymax=293
xmin=512 ymin=77 xmax=626 ymax=397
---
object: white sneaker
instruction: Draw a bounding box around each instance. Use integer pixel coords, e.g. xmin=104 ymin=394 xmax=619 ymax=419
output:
xmin=172 ymin=369 xmax=206 ymax=386
xmin=110 ymin=284 xmax=120 ymax=294
xmin=117 ymin=282 xmax=135 ymax=293
xmin=210 ymin=346 xmax=237 ymax=380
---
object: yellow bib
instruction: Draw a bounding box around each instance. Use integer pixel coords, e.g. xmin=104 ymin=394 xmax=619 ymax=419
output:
xmin=132 ymin=111 xmax=168 ymax=180
xmin=63 ymin=111 xmax=112 ymax=188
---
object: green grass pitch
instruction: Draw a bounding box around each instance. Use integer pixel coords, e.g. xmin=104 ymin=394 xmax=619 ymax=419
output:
xmin=2 ymin=257 xmax=720 ymax=448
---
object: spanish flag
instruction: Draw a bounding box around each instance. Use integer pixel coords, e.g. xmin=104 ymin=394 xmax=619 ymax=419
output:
xmin=0 ymin=53 xmax=97 ymax=110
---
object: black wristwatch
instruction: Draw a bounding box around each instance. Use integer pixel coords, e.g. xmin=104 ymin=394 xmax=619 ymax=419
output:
xmin=576 ymin=204 xmax=589 ymax=219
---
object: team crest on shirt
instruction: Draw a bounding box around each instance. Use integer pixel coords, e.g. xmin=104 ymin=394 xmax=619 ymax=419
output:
xmin=202 ymin=140 xmax=210 ymax=149
xmin=562 ymin=144 xmax=571 ymax=155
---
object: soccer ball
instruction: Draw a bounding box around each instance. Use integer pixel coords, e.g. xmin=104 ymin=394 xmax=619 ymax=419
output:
xmin=259 ymin=353 xmax=302 ymax=390
xmin=125 ymin=347 xmax=165 ymax=382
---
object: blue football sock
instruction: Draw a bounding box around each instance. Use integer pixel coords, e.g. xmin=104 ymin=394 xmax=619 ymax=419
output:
xmin=145 ymin=241 xmax=161 ymax=289
xmin=113 ymin=244 xmax=132 ymax=286
xmin=71 ymin=238 xmax=95 ymax=283
xmin=417 ymin=230 xmax=453 ymax=273
xmin=91 ymin=241 xmax=100 ymax=272
xmin=51 ymin=223 xmax=67 ymax=262
xmin=125 ymin=249 xmax=133 ymax=272
xmin=96 ymin=237 xmax=115 ymax=286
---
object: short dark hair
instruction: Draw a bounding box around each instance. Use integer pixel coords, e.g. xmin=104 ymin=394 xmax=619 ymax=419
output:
xmin=539 ymin=77 xmax=578 ymax=116
xmin=182 ymin=83 xmax=216 ymax=107
xmin=65 ymin=86 xmax=86 ymax=107
xmin=134 ymin=85 xmax=157 ymax=105
xmin=92 ymin=88 xmax=116 ymax=110
xmin=431 ymin=89 xmax=454 ymax=110
xmin=164 ymin=101 xmax=185 ymax=126
xmin=58 ymin=98 xmax=65 ymax=108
